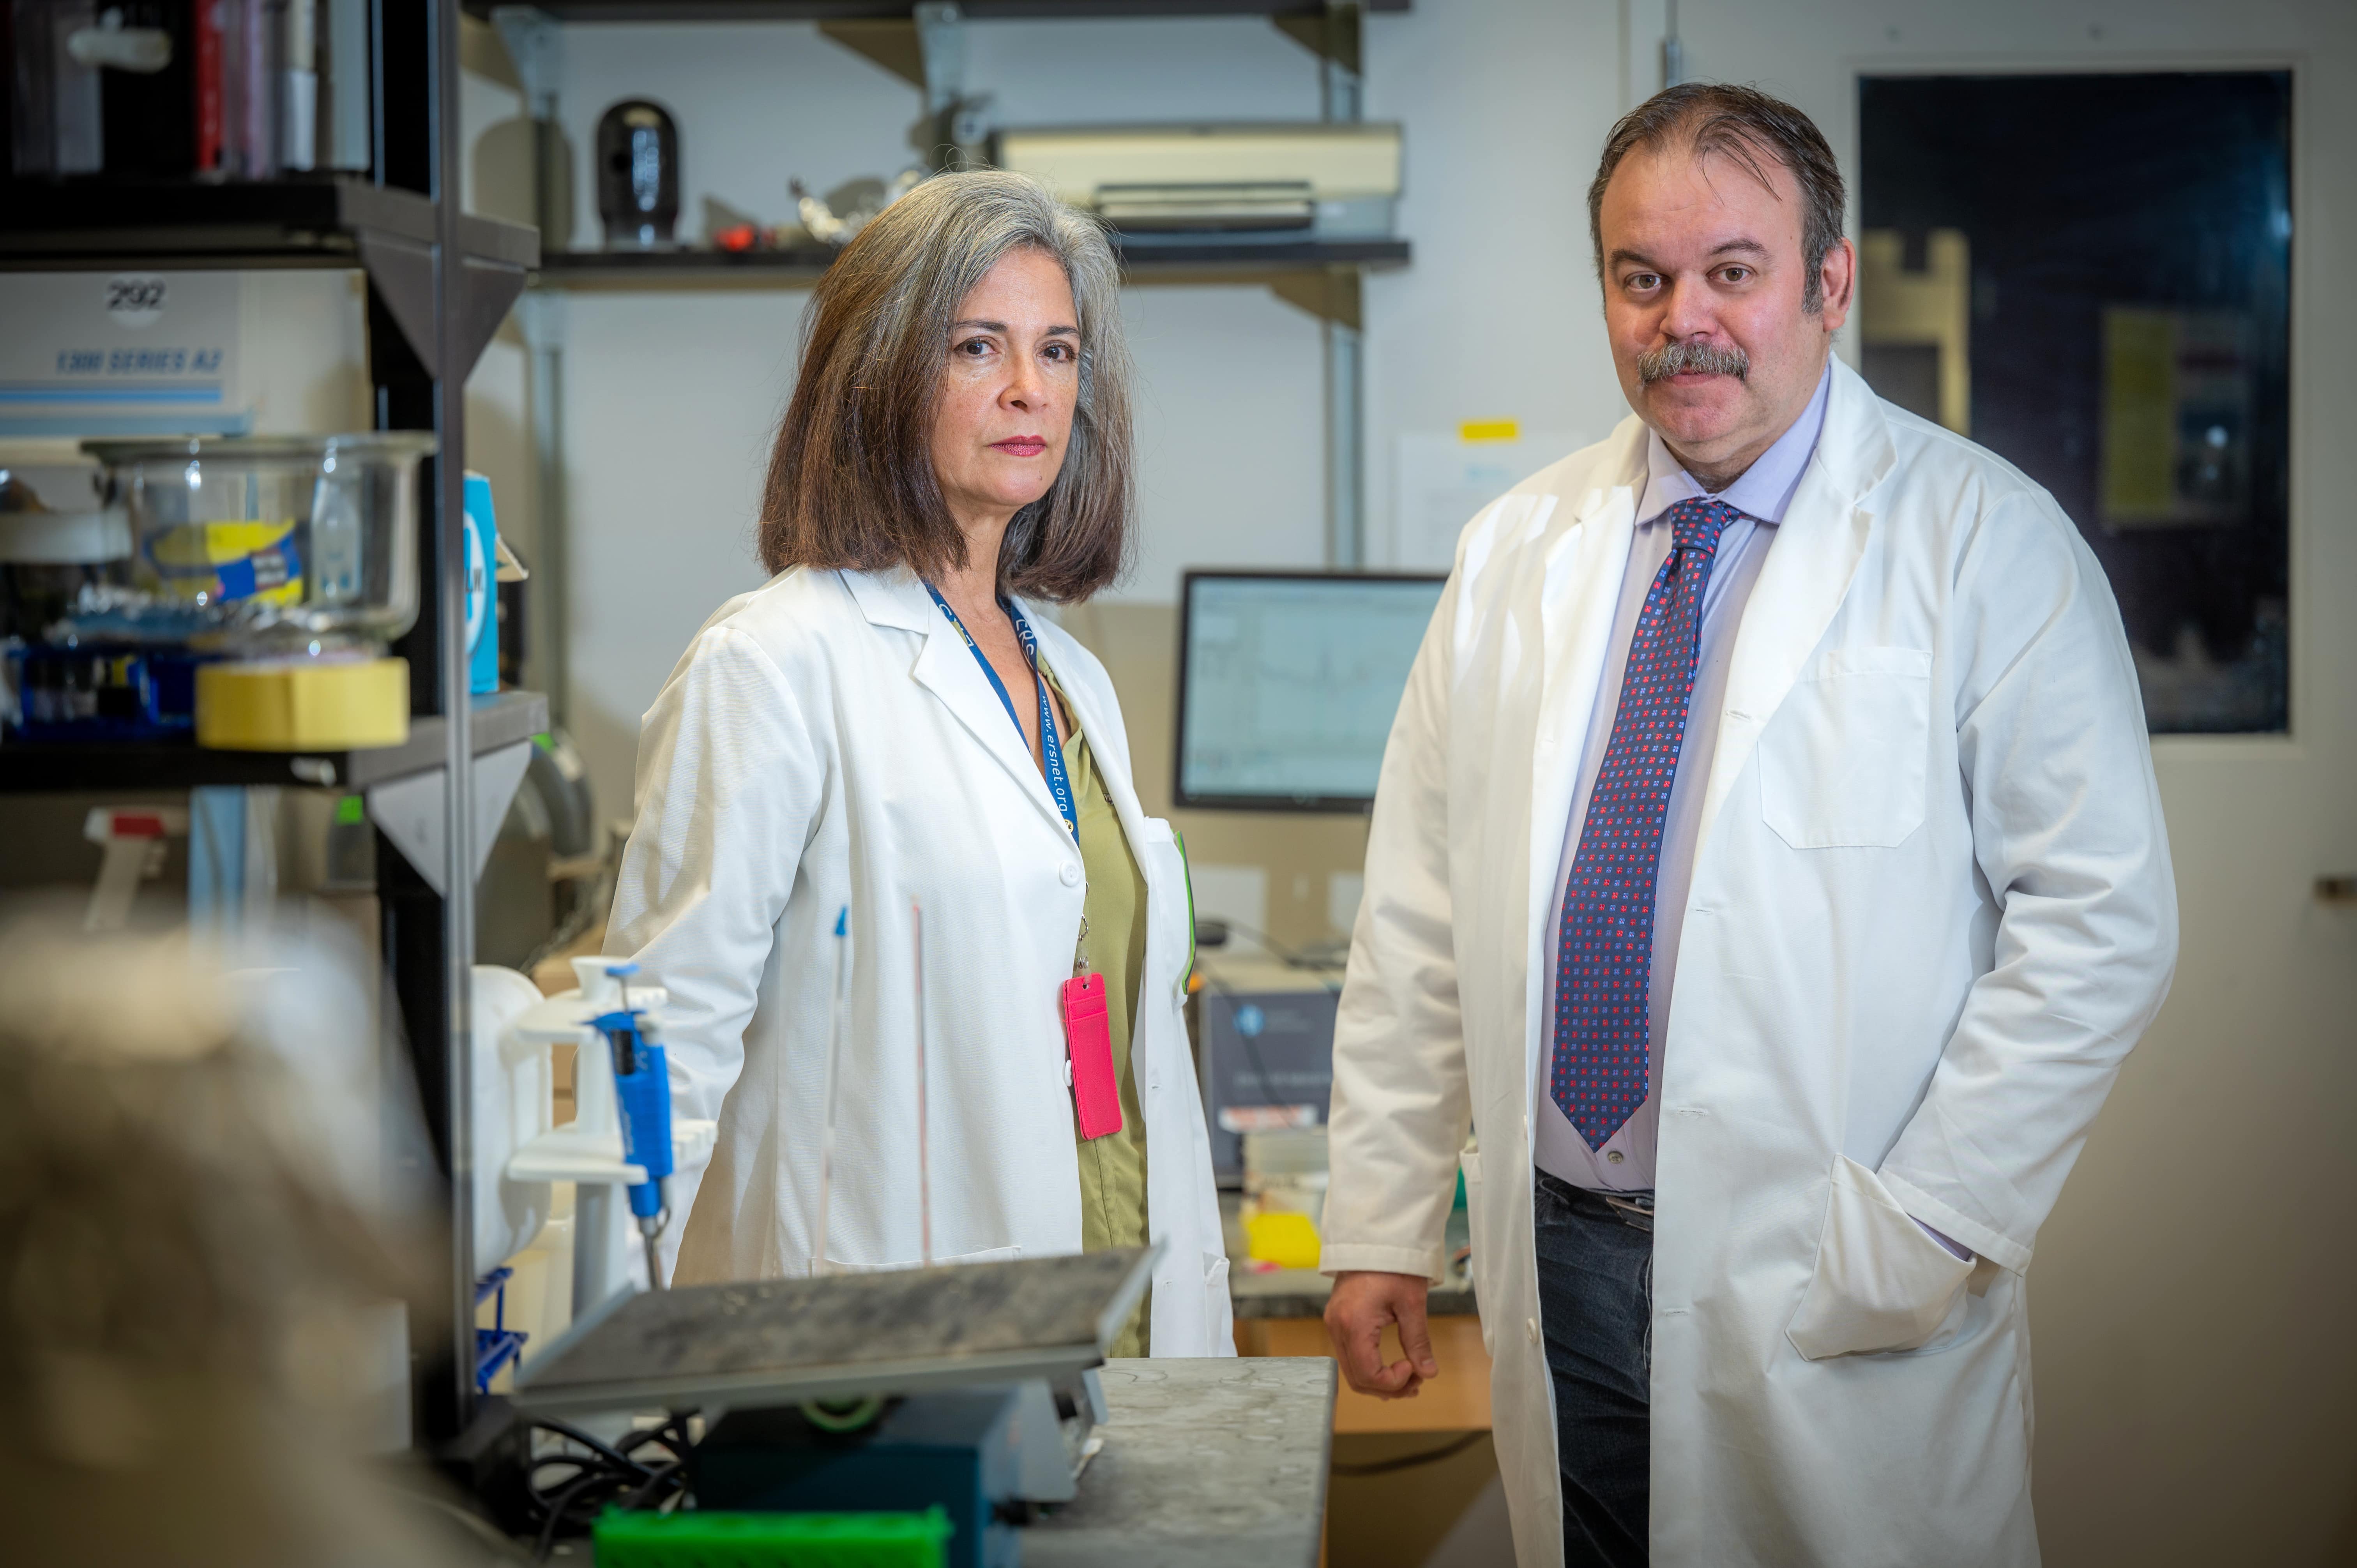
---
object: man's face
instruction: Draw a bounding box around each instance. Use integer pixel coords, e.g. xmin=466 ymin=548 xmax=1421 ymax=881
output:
xmin=1598 ymin=140 xmax=1854 ymax=479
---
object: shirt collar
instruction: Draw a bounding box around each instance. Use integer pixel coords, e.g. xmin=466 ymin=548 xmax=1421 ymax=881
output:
xmin=1634 ymin=360 xmax=1834 ymax=529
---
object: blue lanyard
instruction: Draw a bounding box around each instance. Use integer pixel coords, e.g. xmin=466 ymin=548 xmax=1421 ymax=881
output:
xmin=924 ymin=583 xmax=1080 ymax=843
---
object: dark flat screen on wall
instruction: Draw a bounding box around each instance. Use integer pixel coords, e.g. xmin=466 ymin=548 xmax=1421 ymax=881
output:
xmin=1858 ymin=72 xmax=2292 ymax=733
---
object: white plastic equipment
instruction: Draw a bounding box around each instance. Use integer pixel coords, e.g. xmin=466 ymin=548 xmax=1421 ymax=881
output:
xmin=81 ymin=804 xmax=189 ymax=930
xmin=474 ymin=957 xmax=717 ymax=1319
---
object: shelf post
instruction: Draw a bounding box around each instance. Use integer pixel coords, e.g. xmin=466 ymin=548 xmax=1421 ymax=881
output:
xmin=914 ymin=2 xmax=987 ymax=170
xmin=1325 ymin=304 xmax=1364 ymax=571
xmin=1318 ymin=0 xmax=1364 ymax=122
xmin=373 ymin=0 xmax=480 ymax=1446
xmin=427 ymin=0 xmax=480 ymax=1445
xmin=1320 ymin=0 xmax=1366 ymax=569
xmin=521 ymin=289 xmax=569 ymax=725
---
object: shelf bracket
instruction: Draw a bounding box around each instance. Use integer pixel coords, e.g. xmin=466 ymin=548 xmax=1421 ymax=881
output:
xmin=1275 ymin=0 xmax=1364 ymax=115
xmin=816 ymin=5 xmax=985 ymax=170
xmin=816 ymin=19 xmax=925 ymax=90
xmin=1268 ymin=266 xmax=1361 ymax=330
xmin=488 ymin=5 xmax=563 ymax=118
xmin=366 ymin=740 xmax=534 ymax=898
xmin=360 ymin=230 xmax=531 ymax=385
xmin=914 ymin=1 xmax=967 ymax=118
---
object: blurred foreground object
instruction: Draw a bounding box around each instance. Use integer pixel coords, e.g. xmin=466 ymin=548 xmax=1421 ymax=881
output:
xmin=0 ymin=911 xmax=516 ymax=1566
xmin=81 ymin=803 xmax=189 ymax=930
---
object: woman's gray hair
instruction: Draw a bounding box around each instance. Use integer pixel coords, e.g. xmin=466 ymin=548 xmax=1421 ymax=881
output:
xmin=758 ymin=169 xmax=1136 ymax=601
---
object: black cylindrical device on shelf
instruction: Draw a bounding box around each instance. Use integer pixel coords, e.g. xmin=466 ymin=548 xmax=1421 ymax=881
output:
xmin=597 ymin=98 xmax=680 ymax=248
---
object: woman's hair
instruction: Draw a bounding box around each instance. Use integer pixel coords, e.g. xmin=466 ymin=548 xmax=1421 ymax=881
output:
xmin=757 ymin=169 xmax=1136 ymax=602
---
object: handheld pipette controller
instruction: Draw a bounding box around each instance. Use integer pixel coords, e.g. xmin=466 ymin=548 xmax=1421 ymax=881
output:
xmin=589 ymin=962 xmax=675 ymax=1289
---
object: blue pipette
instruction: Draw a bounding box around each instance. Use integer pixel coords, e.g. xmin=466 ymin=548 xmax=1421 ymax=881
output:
xmin=589 ymin=961 xmax=675 ymax=1289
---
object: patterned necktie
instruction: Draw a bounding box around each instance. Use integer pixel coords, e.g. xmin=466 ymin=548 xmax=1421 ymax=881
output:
xmin=1550 ymin=496 xmax=1737 ymax=1149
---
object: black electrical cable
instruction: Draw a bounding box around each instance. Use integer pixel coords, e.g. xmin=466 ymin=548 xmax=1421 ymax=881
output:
xmin=1329 ymin=1431 xmax=1488 ymax=1478
xmin=533 ymin=1469 xmax=615 ymax=1562
xmin=523 ymin=1414 xmax=695 ymax=1561
xmin=617 ymin=1459 xmax=683 ymax=1513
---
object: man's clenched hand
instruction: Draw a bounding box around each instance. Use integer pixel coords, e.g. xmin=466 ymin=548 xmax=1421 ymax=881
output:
xmin=1325 ymin=1270 xmax=1441 ymax=1398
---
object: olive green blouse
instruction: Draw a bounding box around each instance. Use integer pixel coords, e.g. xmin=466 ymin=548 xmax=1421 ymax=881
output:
xmin=1046 ymin=669 xmax=1152 ymax=1357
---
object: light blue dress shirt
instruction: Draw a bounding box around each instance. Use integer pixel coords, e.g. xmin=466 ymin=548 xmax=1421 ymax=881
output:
xmin=1533 ymin=364 xmax=1832 ymax=1194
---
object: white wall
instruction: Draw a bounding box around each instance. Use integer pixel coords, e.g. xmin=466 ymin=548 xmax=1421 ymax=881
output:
xmin=555 ymin=287 xmax=804 ymax=799
xmin=490 ymin=16 xmax=1339 ymax=806
xmin=1364 ymin=0 xmax=1630 ymax=558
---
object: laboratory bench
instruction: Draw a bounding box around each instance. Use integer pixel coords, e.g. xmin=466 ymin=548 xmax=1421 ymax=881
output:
xmin=532 ymin=1358 xmax=1337 ymax=1568
xmin=1026 ymin=1358 xmax=1335 ymax=1568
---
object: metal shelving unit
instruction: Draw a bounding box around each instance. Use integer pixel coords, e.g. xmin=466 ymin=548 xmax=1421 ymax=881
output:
xmin=0 ymin=2 xmax=535 ymax=1449
xmin=463 ymin=0 xmax=1404 ymax=20
xmin=0 ymin=690 xmax=547 ymax=794
xmin=0 ymin=174 xmax=535 ymax=265
xmin=536 ymin=233 xmax=1410 ymax=287
xmin=495 ymin=0 xmax=1403 ymax=713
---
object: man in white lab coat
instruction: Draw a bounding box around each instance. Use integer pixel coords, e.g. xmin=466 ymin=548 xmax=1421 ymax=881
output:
xmin=1319 ymin=83 xmax=2178 ymax=1567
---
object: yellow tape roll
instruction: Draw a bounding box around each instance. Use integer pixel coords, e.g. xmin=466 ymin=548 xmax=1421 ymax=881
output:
xmin=196 ymin=657 xmax=410 ymax=751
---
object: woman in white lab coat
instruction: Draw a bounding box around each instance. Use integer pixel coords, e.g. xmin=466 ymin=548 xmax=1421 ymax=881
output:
xmin=604 ymin=171 xmax=1233 ymax=1357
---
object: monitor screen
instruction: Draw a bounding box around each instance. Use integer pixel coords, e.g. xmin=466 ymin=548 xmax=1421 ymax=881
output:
xmin=1175 ymin=571 xmax=1448 ymax=811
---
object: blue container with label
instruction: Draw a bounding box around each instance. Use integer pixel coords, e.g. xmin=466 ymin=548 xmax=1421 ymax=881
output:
xmin=462 ymin=471 xmax=500 ymax=696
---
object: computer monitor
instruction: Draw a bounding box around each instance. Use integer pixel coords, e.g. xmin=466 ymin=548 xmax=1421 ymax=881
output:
xmin=1173 ymin=570 xmax=1449 ymax=812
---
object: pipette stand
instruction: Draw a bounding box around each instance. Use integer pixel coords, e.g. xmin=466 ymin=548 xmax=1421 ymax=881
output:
xmin=506 ymin=956 xmax=717 ymax=1314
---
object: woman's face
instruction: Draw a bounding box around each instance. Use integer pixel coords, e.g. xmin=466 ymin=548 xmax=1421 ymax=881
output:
xmin=930 ymin=247 xmax=1080 ymax=532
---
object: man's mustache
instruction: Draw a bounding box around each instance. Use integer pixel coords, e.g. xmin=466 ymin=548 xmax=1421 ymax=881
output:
xmin=1638 ymin=341 xmax=1751 ymax=383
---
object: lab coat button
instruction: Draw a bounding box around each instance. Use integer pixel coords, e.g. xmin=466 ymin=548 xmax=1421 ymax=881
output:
xmin=1060 ymin=863 xmax=1081 ymax=886
xmin=1606 ymin=1150 xmax=1624 ymax=1165
xmin=1526 ymin=1317 xmax=1540 ymax=1343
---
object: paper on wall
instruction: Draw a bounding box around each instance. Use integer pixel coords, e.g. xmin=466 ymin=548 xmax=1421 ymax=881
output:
xmin=1393 ymin=426 xmax=1587 ymax=570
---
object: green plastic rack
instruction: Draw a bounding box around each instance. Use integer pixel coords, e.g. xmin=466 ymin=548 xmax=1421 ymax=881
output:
xmin=590 ymin=1507 xmax=953 ymax=1567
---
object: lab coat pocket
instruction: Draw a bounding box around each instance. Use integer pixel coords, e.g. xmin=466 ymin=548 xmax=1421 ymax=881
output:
xmin=1760 ymin=647 xmax=1932 ymax=849
xmin=1203 ymin=1249 xmax=1232 ymax=1328
xmin=1787 ymin=1155 xmax=1974 ymax=1361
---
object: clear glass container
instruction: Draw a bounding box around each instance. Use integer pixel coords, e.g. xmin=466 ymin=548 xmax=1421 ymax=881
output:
xmin=0 ymin=454 xmax=133 ymax=643
xmin=78 ymin=433 xmax=434 ymax=653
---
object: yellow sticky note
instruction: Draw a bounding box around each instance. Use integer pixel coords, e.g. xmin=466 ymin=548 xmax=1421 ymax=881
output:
xmin=1458 ymin=419 xmax=1521 ymax=443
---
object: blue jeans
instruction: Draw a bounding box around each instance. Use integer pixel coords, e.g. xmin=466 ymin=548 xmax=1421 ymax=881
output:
xmin=1533 ymin=1168 xmax=1653 ymax=1568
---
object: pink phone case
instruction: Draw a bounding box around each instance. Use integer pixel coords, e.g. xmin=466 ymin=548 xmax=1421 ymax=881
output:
xmin=1062 ymin=973 xmax=1123 ymax=1140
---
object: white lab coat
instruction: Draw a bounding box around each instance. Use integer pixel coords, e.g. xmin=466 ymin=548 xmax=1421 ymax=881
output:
xmin=605 ymin=564 xmax=1235 ymax=1358
xmin=1320 ymin=360 xmax=2177 ymax=1565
